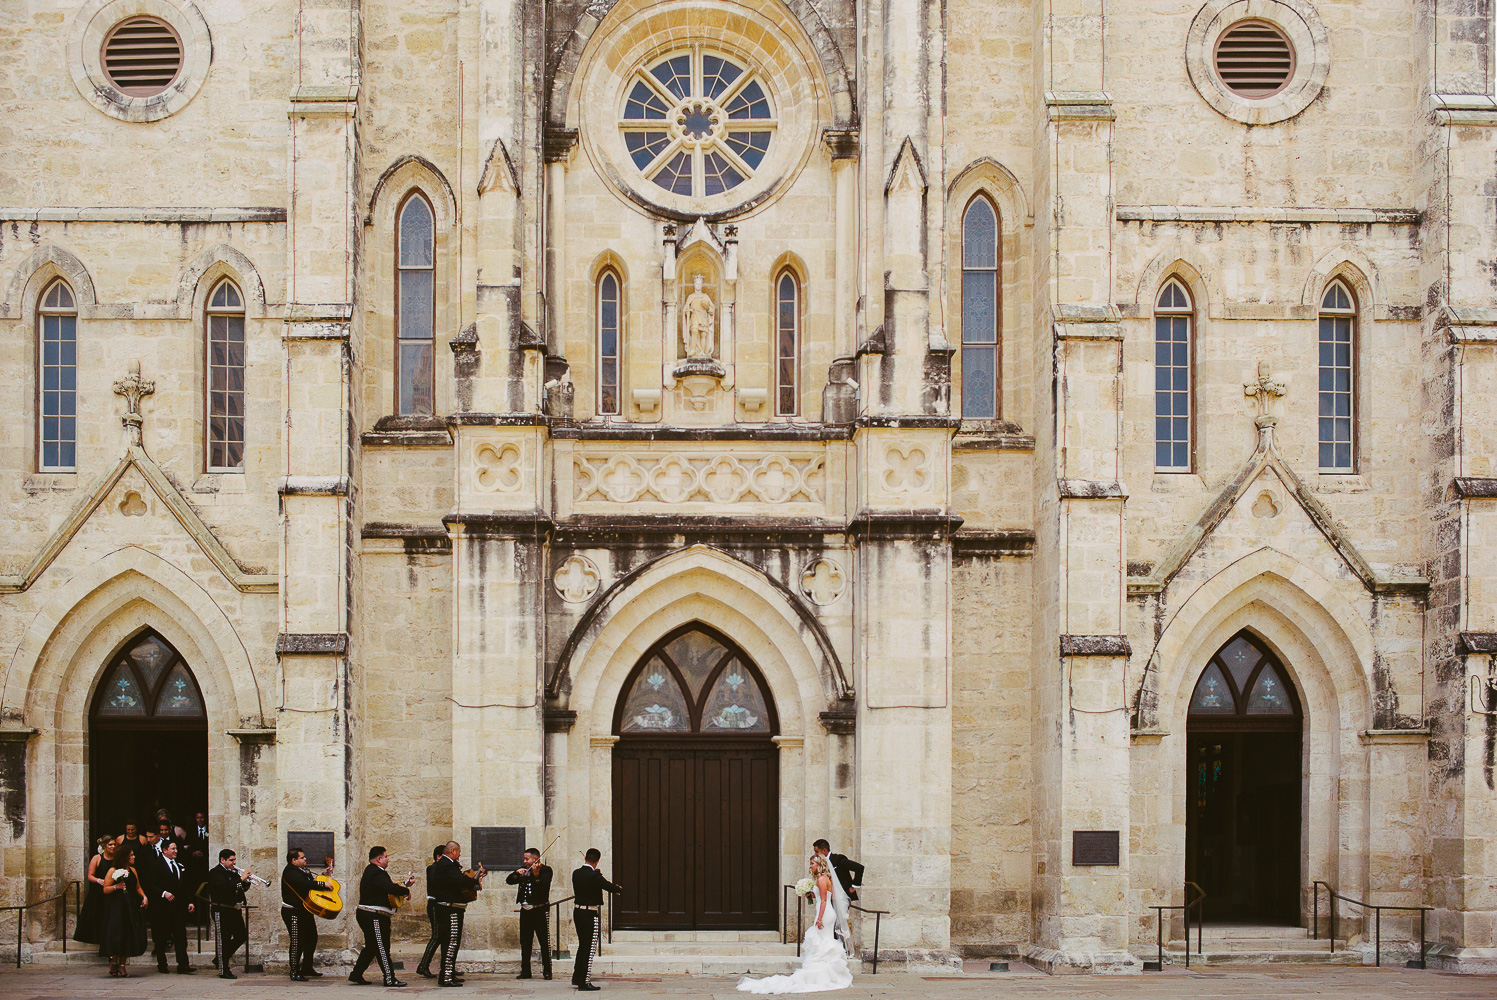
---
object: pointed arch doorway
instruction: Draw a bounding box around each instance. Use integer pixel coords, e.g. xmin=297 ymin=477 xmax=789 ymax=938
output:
xmin=1186 ymin=631 xmax=1303 ymax=924
xmin=89 ymin=630 xmax=208 ymax=843
xmin=612 ymin=625 xmax=779 ymax=930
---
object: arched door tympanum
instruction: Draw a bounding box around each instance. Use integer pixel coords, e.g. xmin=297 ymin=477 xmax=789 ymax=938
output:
xmin=612 ymin=625 xmax=779 ymax=930
xmin=89 ymin=630 xmax=208 ymax=846
xmin=1185 ymin=631 xmax=1303 ymax=924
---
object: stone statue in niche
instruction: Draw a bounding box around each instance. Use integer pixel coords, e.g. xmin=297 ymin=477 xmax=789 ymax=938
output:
xmin=682 ymin=273 xmax=716 ymax=358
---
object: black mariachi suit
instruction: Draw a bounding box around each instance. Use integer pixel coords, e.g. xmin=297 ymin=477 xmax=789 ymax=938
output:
xmin=204 ymin=864 xmax=250 ymax=976
xmin=151 ymin=856 xmax=193 ymax=971
xmin=351 ymin=864 xmax=410 ymax=985
xmin=281 ymin=864 xmax=329 ymax=978
xmin=417 ymin=859 xmax=444 ymax=977
xmin=827 ymin=853 xmax=865 ymax=902
xmin=570 ymin=865 xmax=620 ymax=988
xmin=427 ymin=856 xmax=479 ymax=985
xmin=506 ymin=864 xmax=553 ymax=978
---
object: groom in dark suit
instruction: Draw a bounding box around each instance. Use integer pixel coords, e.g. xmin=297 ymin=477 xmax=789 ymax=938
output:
xmin=812 ymin=839 xmax=864 ymax=901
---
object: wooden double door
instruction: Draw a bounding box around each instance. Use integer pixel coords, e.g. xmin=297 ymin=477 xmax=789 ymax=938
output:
xmin=612 ymin=739 xmax=779 ymax=930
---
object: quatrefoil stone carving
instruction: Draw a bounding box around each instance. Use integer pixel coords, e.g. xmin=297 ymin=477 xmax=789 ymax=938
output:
xmin=474 ymin=442 xmax=523 ymax=492
xmin=553 ymin=555 xmax=601 ymax=604
xmin=801 ymin=559 xmax=846 ymax=606
xmin=882 ymin=444 xmax=930 ymax=493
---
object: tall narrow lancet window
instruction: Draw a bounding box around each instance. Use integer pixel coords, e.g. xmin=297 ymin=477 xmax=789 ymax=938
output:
xmin=598 ymin=271 xmax=621 ymax=415
xmin=775 ymin=270 xmax=799 ymax=415
xmin=1318 ymin=281 xmax=1356 ymax=470
xmin=1154 ymin=279 xmax=1194 ymax=472
xmin=206 ymin=279 xmax=246 ymax=470
xmin=961 ymin=196 xmax=1000 ymax=418
xmin=396 ymin=193 xmax=435 ymax=415
xmin=38 ymin=279 xmax=78 ymax=472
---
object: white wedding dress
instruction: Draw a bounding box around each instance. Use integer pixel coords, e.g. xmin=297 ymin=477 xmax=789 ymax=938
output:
xmin=737 ymin=878 xmax=852 ymax=994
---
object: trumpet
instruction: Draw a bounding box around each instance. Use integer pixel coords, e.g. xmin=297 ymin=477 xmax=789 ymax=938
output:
xmin=228 ymin=863 xmax=271 ymax=887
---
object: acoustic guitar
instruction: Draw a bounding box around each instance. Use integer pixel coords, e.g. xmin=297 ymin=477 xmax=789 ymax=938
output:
xmin=301 ymin=858 xmax=343 ymax=919
xmin=462 ymin=862 xmax=488 ymax=902
xmin=389 ymin=870 xmax=415 ymax=910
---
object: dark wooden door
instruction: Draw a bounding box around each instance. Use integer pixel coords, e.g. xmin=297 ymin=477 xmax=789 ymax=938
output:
xmin=613 ymin=739 xmax=778 ymax=930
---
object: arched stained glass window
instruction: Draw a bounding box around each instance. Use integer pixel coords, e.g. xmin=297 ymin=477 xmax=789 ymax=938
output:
xmin=1318 ymin=281 xmax=1356 ymax=471
xmin=1187 ymin=631 xmax=1301 ymax=728
xmin=1155 ymin=279 xmax=1193 ymax=472
xmin=598 ymin=271 xmax=621 ymax=416
xmin=960 ymin=196 xmax=1000 ymax=419
xmin=396 ymin=193 xmax=436 ymax=415
xmin=206 ymin=278 xmax=246 ymax=470
xmin=775 ymin=271 xmax=799 ymax=416
xmin=91 ymin=630 xmax=206 ymax=727
xmin=614 ymin=626 xmax=777 ymax=735
xmin=38 ymin=279 xmax=78 ymax=472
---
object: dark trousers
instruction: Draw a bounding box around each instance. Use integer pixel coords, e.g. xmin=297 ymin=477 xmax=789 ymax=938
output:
xmin=281 ymin=908 xmax=317 ymax=977
xmin=211 ymin=906 xmax=247 ymax=974
xmin=418 ymin=900 xmax=444 ymax=973
xmin=352 ymin=909 xmax=397 ymax=984
xmin=152 ymin=905 xmax=190 ymax=970
xmin=519 ymin=907 xmax=551 ymax=977
xmin=436 ymin=904 xmax=465 ymax=984
xmin=571 ymin=908 xmax=599 ymax=986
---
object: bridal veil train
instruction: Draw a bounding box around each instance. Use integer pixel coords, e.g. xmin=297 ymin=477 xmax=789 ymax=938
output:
xmin=737 ymin=857 xmax=853 ymax=995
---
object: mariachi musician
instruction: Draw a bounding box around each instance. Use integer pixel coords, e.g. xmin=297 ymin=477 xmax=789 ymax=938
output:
xmin=349 ymin=846 xmax=414 ymax=987
xmin=427 ymin=841 xmax=485 ymax=988
xmin=416 ymin=844 xmax=448 ymax=980
xmin=204 ymin=849 xmax=256 ymax=979
xmin=281 ymin=848 xmax=334 ymax=982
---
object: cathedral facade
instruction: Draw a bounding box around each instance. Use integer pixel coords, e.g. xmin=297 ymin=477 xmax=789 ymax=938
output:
xmin=2 ymin=0 xmax=1496 ymax=974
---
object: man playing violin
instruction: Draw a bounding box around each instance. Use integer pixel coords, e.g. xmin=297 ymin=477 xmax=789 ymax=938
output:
xmin=428 ymin=841 xmax=485 ymax=988
xmin=507 ymin=847 xmax=553 ymax=980
xmin=281 ymin=849 xmax=333 ymax=982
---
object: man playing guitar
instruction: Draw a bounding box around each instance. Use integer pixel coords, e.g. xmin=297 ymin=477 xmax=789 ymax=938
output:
xmin=281 ymin=849 xmax=336 ymax=982
xmin=427 ymin=841 xmax=486 ymax=988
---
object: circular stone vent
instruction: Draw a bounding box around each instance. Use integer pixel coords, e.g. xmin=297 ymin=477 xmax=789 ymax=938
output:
xmin=1213 ymin=20 xmax=1295 ymax=98
xmin=101 ymin=17 xmax=183 ymax=96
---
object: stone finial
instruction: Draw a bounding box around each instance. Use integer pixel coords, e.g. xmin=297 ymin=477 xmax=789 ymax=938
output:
xmin=1243 ymin=360 xmax=1286 ymax=443
xmin=113 ymin=359 xmax=155 ymax=447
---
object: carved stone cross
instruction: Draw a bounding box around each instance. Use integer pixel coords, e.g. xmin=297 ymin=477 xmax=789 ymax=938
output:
xmin=113 ymin=360 xmax=155 ymax=447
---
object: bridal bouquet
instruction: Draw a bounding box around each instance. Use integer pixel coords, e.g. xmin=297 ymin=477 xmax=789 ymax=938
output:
xmin=793 ymin=877 xmax=816 ymax=898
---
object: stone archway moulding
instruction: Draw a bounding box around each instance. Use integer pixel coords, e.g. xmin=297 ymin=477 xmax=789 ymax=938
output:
xmin=2 ymin=546 xmax=266 ymax=729
xmin=1 ymin=245 xmax=99 ymax=319
xmin=546 ymin=0 xmax=856 ymax=130
xmin=549 ymin=545 xmax=849 ymax=720
xmin=1142 ymin=546 xmax=1374 ymax=731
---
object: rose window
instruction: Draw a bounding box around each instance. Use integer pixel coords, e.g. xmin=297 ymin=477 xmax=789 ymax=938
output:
xmin=620 ymin=52 xmax=775 ymax=198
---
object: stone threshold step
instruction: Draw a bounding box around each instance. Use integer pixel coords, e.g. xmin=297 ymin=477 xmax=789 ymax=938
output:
xmin=600 ymin=942 xmax=799 ymax=956
xmin=610 ymin=930 xmax=783 ymax=943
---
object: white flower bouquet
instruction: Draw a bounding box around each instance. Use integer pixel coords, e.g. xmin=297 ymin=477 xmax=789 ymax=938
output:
xmin=794 ymin=877 xmax=816 ymax=898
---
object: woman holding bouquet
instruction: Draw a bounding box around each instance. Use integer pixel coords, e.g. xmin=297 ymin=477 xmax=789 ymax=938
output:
xmin=99 ymin=845 xmax=149 ymax=976
xmin=737 ymin=855 xmax=852 ymax=994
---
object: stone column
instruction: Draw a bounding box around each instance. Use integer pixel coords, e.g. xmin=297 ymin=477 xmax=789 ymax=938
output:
xmin=276 ymin=0 xmax=363 ymax=952
xmin=1028 ymin=0 xmax=1135 ymax=973
xmin=825 ymin=130 xmax=860 ymax=363
xmin=543 ymin=129 xmax=577 ymax=360
xmin=1418 ymin=0 xmax=1497 ymax=972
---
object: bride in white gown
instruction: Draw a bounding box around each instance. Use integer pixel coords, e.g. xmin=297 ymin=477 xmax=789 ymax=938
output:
xmin=737 ymin=855 xmax=852 ymax=994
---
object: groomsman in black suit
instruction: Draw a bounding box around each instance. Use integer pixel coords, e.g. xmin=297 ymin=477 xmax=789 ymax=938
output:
xmin=416 ymin=844 xmax=447 ymax=979
xmin=152 ymin=840 xmax=196 ymax=973
xmin=507 ymin=847 xmax=553 ymax=980
xmin=812 ymin=839 xmax=864 ymax=901
xmin=570 ymin=849 xmax=620 ymax=992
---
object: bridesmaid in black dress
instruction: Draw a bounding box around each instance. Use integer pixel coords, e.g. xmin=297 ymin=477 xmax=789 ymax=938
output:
xmin=100 ymin=846 xmax=149 ymax=976
xmin=73 ymin=836 xmax=116 ymax=946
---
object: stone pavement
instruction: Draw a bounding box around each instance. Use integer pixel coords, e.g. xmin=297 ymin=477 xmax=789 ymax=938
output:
xmin=0 ymin=962 xmax=1493 ymax=999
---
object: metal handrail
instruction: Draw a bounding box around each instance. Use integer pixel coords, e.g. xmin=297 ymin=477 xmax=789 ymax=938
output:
xmin=1312 ymin=880 xmax=1431 ymax=968
xmin=1147 ymin=881 xmax=1207 ymax=970
xmin=782 ymin=884 xmax=889 ymax=974
xmin=0 ymin=880 xmax=79 ymax=968
xmin=541 ymin=894 xmax=575 ymax=958
xmin=848 ymin=903 xmax=889 ymax=974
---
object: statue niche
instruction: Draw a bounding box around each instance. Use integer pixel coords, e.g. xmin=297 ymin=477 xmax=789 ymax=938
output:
xmin=673 ymin=263 xmax=725 ymax=388
xmin=682 ymin=273 xmax=717 ymax=359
